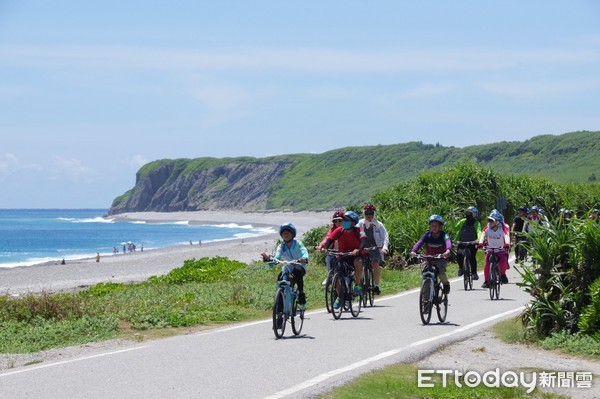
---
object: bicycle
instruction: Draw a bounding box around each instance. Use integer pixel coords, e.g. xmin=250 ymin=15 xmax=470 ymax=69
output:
xmin=267 ymin=259 xmax=305 ymax=339
xmin=327 ymin=251 xmax=362 ymax=320
xmin=455 ymin=240 xmax=478 ymax=291
xmin=360 ymin=246 xmax=379 ymax=307
xmin=415 ymin=254 xmax=448 ymax=325
xmin=486 ymin=248 xmax=505 ymax=300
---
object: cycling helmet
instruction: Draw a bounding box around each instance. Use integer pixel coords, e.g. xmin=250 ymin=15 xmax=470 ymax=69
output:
xmin=279 ymin=223 xmax=296 ymax=238
xmin=466 ymin=206 xmax=479 ymax=218
xmin=427 ymin=214 xmax=445 ymax=225
xmin=363 ymin=203 xmax=377 ymax=213
xmin=593 ymin=209 xmax=600 ymax=214
xmin=518 ymin=206 xmax=529 ymax=214
xmin=488 ymin=209 xmax=503 ymax=224
xmin=343 ymin=211 xmax=360 ymax=225
xmin=564 ymin=209 xmax=573 ymax=216
xmin=332 ymin=210 xmax=345 ymax=221
xmin=531 ymin=205 xmax=540 ymax=212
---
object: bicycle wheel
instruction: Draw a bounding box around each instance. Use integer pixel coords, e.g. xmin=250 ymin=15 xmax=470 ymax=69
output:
xmin=331 ymin=273 xmax=343 ymax=320
xmin=325 ymin=269 xmax=333 ymax=314
xmin=272 ymin=288 xmax=286 ymax=338
xmin=463 ymin=250 xmax=472 ymax=291
xmin=349 ymin=278 xmax=361 ymax=318
xmin=436 ymin=285 xmax=448 ymax=322
xmin=419 ymin=278 xmax=433 ymax=325
xmin=291 ymin=295 xmax=304 ymax=335
xmin=361 ymin=267 xmax=374 ymax=307
xmin=489 ymin=263 xmax=498 ymax=301
xmin=495 ymin=266 xmax=501 ymax=300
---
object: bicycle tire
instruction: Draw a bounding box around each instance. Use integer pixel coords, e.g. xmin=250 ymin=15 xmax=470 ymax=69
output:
xmin=361 ymin=267 xmax=374 ymax=307
xmin=436 ymin=285 xmax=448 ymax=322
xmin=291 ymin=296 xmax=304 ymax=335
xmin=325 ymin=269 xmax=333 ymax=314
xmin=349 ymin=278 xmax=361 ymax=318
xmin=490 ymin=261 xmax=499 ymax=300
xmin=463 ymin=249 xmax=472 ymax=291
xmin=273 ymin=288 xmax=286 ymax=338
xmin=331 ymin=273 xmax=343 ymax=320
xmin=419 ymin=278 xmax=433 ymax=325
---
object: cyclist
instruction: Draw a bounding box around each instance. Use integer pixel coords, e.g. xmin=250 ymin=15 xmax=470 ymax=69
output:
xmin=454 ymin=206 xmax=483 ymax=280
xmin=320 ymin=210 xmax=366 ymax=308
xmin=261 ymin=223 xmax=309 ymax=305
xmin=511 ymin=206 xmax=530 ymax=263
xmin=528 ymin=205 xmax=543 ymax=225
xmin=410 ymin=215 xmax=452 ymax=295
xmin=479 ymin=210 xmax=510 ymax=288
xmin=316 ymin=210 xmax=345 ymax=285
xmin=589 ymin=209 xmax=600 ymax=221
xmin=356 ymin=203 xmax=389 ymax=295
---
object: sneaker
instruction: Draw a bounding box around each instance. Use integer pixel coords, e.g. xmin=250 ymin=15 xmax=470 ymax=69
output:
xmin=458 ymin=267 xmax=464 ymax=277
xmin=298 ymin=292 xmax=306 ymax=305
xmin=333 ymin=298 xmax=341 ymax=309
xmin=472 ymin=273 xmax=479 ymax=280
xmin=373 ymin=285 xmax=381 ymax=295
xmin=482 ymin=281 xmax=490 ymax=289
xmin=442 ymin=283 xmax=450 ymax=294
xmin=501 ymin=274 xmax=509 ymax=284
xmin=353 ymin=285 xmax=362 ymax=295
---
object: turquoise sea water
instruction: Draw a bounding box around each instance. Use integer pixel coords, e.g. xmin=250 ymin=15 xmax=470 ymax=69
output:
xmin=0 ymin=209 xmax=273 ymax=268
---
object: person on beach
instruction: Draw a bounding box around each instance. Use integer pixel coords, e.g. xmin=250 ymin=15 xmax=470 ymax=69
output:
xmin=96 ymin=253 xmax=100 ymax=263
xmin=316 ymin=210 xmax=345 ymax=285
xmin=261 ymin=223 xmax=309 ymax=305
xmin=356 ymin=203 xmax=389 ymax=295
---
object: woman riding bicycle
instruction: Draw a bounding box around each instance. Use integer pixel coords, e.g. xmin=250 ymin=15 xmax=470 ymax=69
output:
xmin=261 ymin=223 xmax=309 ymax=305
xmin=356 ymin=203 xmax=389 ymax=295
xmin=478 ymin=210 xmax=510 ymax=289
xmin=320 ymin=210 xmax=367 ymax=306
xmin=410 ymin=215 xmax=452 ymax=295
xmin=454 ymin=206 xmax=482 ymax=280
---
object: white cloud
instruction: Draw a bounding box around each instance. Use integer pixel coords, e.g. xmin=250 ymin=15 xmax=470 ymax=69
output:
xmin=0 ymin=153 xmax=42 ymax=174
xmin=49 ymin=155 xmax=96 ymax=182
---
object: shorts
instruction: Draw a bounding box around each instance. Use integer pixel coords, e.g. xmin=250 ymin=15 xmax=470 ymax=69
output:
xmin=366 ymin=248 xmax=382 ymax=263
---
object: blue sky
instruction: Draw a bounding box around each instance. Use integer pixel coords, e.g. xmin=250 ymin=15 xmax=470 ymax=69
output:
xmin=1 ymin=1 xmax=599 ymax=208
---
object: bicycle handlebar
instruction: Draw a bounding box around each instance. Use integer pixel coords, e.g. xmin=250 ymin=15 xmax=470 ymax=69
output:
xmin=455 ymin=240 xmax=479 ymax=245
xmin=323 ymin=249 xmax=356 ymax=257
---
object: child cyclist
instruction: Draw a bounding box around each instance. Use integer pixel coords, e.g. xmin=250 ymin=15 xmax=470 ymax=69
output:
xmin=316 ymin=210 xmax=345 ymax=285
xmin=261 ymin=223 xmax=309 ymax=305
xmin=356 ymin=203 xmax=389 ymax=295
xmin=454 ymin=206 xmax=483 ymax=280
xmin=478 ymin=210 xmax=511 ymax=288
xmin=319 ymin=210 xmax=367 ymax=308
xmin=410 ymin=215 xmax=452 ymax=294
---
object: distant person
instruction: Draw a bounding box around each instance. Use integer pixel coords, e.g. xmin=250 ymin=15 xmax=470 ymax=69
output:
xmin=123 ymin=245 xmax=126 ymax=253
xmin=190 ymin=240 xmax=193 ymax=245
xmin=140 ymin=244 xmax=144 ymax=252
xmin=511 ymin=206 xmax=530 ymax=263
xmin=199 ymin=240 xmax=202 ymax=245
xmin=96 ymin=253 xmax=100 ymax=263
xmin=479 ymin=210 xmax=511 ymax=288
xmin=61 ymin=258 xmax=66 ymax=265
xmin=356 ymin=203 xmax=389 ymax=295
xmin=589 ymin=209 xmax=599 ymax=222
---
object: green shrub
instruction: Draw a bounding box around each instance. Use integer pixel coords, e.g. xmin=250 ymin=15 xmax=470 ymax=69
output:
xmin=152 ymin=257 xmax=246 ymax=285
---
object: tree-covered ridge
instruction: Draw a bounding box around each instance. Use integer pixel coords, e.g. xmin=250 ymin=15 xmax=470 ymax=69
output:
xmin=110 ymin=130 xmax=600 ymax=213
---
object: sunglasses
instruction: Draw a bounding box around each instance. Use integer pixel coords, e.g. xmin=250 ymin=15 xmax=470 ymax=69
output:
xmin=365 ymin=212 xmax=374 ymax=216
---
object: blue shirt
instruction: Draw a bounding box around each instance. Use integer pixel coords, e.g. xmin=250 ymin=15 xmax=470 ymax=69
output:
xmin=274 ymin=240 xmax=309 ymax=270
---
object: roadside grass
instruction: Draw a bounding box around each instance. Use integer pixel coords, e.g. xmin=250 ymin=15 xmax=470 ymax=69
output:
xmin=0 ymin=255 xmax=431 ymax=354
xmin=493 ymin=318 xmax=600 ymax=360
xmin=318 ymin=363 xmax=566 ymax=399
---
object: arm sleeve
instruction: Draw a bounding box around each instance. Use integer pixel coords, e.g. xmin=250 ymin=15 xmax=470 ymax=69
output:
xmin=381 ymin=222 xmax=390 ymax=251
xmin=298 ymin=241 xmax=309 ymax=261
xmin=412 ymin=232 xmax=427 ymax=253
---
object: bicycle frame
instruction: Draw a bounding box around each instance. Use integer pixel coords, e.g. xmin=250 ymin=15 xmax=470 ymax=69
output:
xmin=268 ymin=259 xmax=305 ymax=338
xmin=455 ymin=240 xmax=478 ymax=291
xmin=415 ymin=254 xmax=448 ymax=325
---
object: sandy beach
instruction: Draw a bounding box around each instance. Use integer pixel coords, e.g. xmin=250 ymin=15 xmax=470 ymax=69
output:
xmin=0 ymin=210 xmax=331 ymax=296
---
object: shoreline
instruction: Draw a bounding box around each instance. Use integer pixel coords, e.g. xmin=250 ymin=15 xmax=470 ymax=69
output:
xmin=0 ymin=210 xmax=330 ymax=296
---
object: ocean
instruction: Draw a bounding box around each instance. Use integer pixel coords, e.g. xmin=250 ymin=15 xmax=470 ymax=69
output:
xmin=0 ymin=209 xmax=274 ymax=268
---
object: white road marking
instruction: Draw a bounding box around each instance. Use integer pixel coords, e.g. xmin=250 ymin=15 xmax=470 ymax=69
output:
xmin=264 ymin=306 xmax=524 ymax=399
xmin=0 ymin=346 xmax=149 ymax=377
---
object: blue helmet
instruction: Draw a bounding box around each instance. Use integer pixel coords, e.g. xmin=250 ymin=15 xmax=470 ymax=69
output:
xmin=593 ymin=209 xmax=600 ymax=214
xmin=519 ymin=206 xmax=529 ymax=214
xmin=466 ymin=206 xmax=479 ymax=218
xmin=279 ymin=223 xmax=296 ymax=238
xmin=488 ymin=209 xmax=503 ymax=224
xmin=531 ymin=205 xmax=540 ymax=212
xmin=428 ymin=214 xmax=445 ymax=225
xmin=343 ymin=211 xmax=360 ymax=225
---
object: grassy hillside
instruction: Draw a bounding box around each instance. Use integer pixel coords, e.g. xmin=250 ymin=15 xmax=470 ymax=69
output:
xmin=268 ymin=130 xmax=600 ymax=209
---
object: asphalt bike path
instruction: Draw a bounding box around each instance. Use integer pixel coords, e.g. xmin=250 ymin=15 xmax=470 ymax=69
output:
xmin=0 ymin=256 xmax=529 ymax=398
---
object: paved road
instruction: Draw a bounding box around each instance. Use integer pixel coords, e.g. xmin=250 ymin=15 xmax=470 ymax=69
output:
xmin=0 ymin=257 xmax=529 ymax=398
